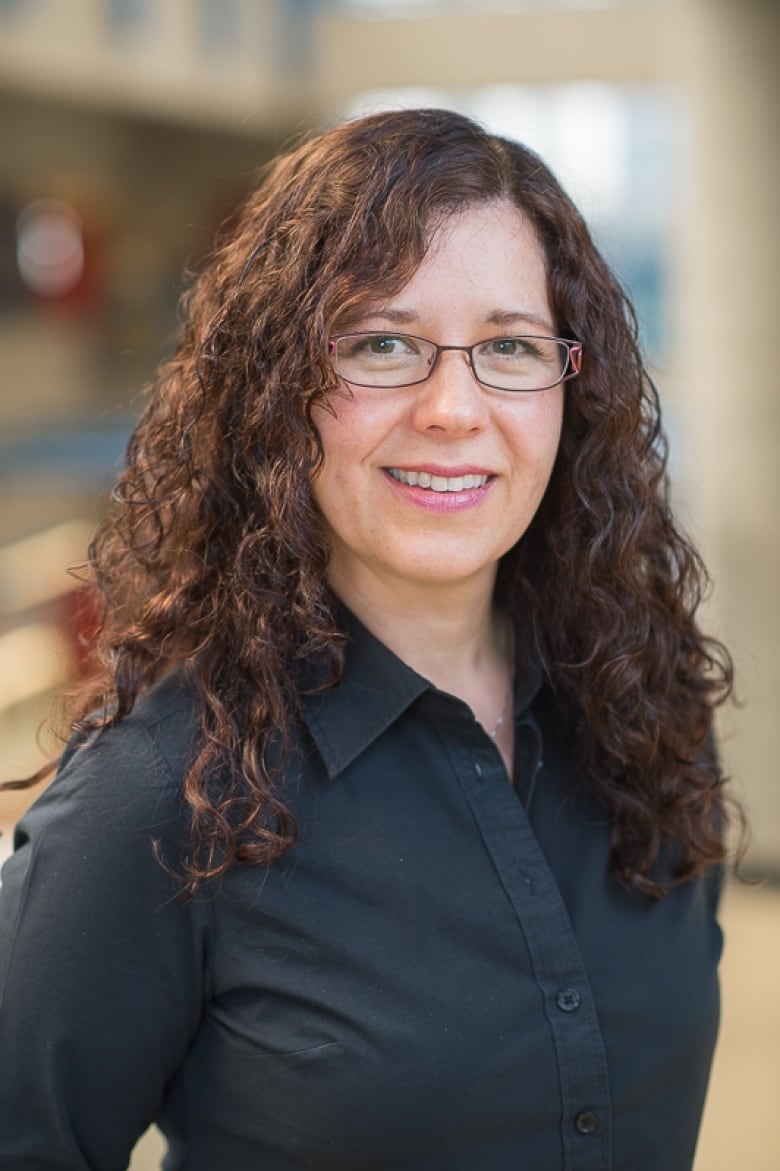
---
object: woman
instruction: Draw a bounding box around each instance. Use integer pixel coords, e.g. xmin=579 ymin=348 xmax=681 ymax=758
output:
xmin=0 ymin=108 xmax=736 ymax=1171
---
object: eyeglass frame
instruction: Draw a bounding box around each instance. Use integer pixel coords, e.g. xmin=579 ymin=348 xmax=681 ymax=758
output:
xmin=327 ymin=331 xmax=584 ymax=393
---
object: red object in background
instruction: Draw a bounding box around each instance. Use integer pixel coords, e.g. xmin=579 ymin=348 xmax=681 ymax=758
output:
xmin=56 ymin=585 xmax=102 ymax=676
xmin=15 ymin=197 xmax=103 ymax=316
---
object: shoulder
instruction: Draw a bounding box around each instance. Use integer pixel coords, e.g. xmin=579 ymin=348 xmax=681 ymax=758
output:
xmin=17 ymin=669 xmax=200 ymax=856
xmin=0 ymin=675 xmax=213 ymax=1169
xmin=66 ymin=668 xmax=196 ymax=779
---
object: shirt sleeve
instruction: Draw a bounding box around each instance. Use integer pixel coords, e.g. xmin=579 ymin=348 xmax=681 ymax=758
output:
xmin=0 ymin=717 xmax=213 ymax=1171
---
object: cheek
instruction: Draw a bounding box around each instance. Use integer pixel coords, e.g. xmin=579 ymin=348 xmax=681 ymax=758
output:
xmin=505 ymin=392 xmax=564 ymax=481
xmin=507 ymin=403 xmax=563 ymax=545
xmin=313 ymin=390 xmax=383 ymax=457
xmin=309 ymin=430 xmax=347 ymax=524
xmin=540 ymin=404 xmax=564 ymax=476
xmin=312 ymin=390 xmax=403 ymax=486
xmin=310 ymin=395 xmax=377 ymax=521
xmin=311 ymin=397 xmax=357 ymax=485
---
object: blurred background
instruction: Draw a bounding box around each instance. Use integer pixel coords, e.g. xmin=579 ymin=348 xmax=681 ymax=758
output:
xmin=0 ymin=1 xmax=777 ymax=1167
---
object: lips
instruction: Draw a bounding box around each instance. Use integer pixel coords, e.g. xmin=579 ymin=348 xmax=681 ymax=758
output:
xmin=387 ymin=468 xmax=490 ymax=493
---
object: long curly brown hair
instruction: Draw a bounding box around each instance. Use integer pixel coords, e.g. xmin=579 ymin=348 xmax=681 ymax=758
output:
xmin=25 ymin=107 xmax=738 ymax=897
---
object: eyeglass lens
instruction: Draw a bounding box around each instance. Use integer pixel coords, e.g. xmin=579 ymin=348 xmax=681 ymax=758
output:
xmin=332 ymin=333 xmax=571 ymax=391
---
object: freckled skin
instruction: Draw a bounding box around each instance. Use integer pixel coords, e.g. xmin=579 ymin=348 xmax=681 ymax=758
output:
xmin=312 ymin=201 xmax=564 ymax=602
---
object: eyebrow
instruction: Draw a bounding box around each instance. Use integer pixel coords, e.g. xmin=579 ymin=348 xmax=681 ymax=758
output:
xmin=485 ymin=308 xmax=557 ymax=334
xmin=357 ymin=307 xmax=557 ymax=335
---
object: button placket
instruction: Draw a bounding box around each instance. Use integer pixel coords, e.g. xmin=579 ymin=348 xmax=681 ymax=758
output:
xmin=450 ymin=708 xmax=613 ymax=1169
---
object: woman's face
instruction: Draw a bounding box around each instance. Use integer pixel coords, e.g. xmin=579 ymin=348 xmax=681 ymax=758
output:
xmin=312 ymin=200 xmax=564 ymax=601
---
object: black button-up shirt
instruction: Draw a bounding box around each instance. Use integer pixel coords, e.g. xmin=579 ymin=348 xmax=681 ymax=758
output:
xmin=0 ymin=615 xmax=723 ymax=1170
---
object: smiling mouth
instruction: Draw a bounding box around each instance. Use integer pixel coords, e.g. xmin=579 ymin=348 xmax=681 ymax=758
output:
xmin=386 ymin=468 xmax=491 ymax=492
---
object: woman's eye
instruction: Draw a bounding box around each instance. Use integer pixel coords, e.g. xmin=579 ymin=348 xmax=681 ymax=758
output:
xmin=490 ymin=338 xmax=533 ymax=356
xmin=365 ymin=334 xmax=410 ymax=355
xmin=483 ymin=337 xmax=542 ymax=360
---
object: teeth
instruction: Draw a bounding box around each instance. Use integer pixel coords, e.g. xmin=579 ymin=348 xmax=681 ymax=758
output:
xmin=388 ymin=468 xmax=489 ymax=492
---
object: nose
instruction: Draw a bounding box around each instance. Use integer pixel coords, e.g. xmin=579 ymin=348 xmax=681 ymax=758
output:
xmin=408 ymin=349 xmax=489 ymax=436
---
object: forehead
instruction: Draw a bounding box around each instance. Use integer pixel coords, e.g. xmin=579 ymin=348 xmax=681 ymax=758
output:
xmin=360 ymin=201 xmax=553 ymax=329
xmin=426 ymin=199 xmax=540 ymax=246
xmin=421 ymin=200 xmax=546 ymax=273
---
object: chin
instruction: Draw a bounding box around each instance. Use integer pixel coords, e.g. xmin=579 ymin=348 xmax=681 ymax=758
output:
xmin=381 ymin=550 xmax=506 ymax=590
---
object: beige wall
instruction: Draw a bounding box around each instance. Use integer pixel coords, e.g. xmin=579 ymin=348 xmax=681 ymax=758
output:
xmin=672 ymin=0 xmax=780 ymax=870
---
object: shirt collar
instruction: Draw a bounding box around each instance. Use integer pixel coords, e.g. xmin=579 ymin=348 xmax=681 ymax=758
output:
xmin=300 ymin=607 xmax=544 ymax=779
xmin=300 ymin=610 xmax=429 ymax=778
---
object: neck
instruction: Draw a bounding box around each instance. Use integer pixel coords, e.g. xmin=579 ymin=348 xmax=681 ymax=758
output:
xmin=329 ymin=561 xmax=516 ymax=776
xmin=327 ymin=560 xmax=509 ymax=696
xmin=328 ymin=558 xmax=519 ymax=780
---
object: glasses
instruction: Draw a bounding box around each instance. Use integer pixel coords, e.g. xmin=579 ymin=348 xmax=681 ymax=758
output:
xmin=328 ymin=331 xmax=583 ymax=393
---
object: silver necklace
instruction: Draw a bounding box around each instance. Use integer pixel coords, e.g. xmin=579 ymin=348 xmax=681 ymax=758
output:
xmin=488 ymin=681 xmax=513 ymax=740
xmin=488 ymin=617 xmax=514 ymax=740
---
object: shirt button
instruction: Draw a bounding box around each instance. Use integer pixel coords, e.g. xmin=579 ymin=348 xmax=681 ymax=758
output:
xmin=556 ymin=988 xmax=581 ymax=1013
xmin=575 ymin=1111 xmax=601 ymax=1135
